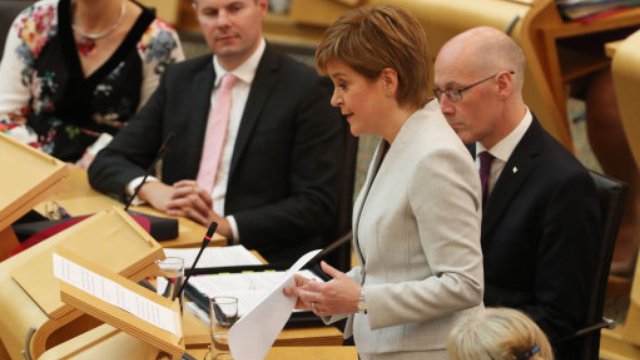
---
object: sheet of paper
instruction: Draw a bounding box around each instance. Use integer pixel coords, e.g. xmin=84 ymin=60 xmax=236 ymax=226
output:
xmin=52 ymin=253 xmax=181 ymax=337
xmin=163 ymin=245 xmax=262 ymax=268
xmin=189 ymin=269 xmax=321 ymax=316
xmin=227 ymin=249 xmax=321 ymax=360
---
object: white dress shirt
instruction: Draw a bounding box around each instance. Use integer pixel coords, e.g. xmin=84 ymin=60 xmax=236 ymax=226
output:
xmin=127 ymin=39 xmax=267 ymax=242
xmin=475 ymin=108 xmax=532 ymax=197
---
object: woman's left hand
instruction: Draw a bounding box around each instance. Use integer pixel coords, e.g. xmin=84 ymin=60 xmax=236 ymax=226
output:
xmin=295 ymin=261 xmax=362 ymax=317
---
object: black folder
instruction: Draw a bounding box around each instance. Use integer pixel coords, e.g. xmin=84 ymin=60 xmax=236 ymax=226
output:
xmin=183 ymin=270 xmax=326 ymax=328
xmin=182 ymin=232 xmax=352 ymax=327
xmin=12 ymin=210 xmax=178 ymax=242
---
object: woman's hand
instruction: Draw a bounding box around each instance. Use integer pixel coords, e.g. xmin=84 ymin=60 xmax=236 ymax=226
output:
xmin=283 ymin=274 xmax=314 ymax=310
xmin=284 ymin=261 xmax=361 ymax=317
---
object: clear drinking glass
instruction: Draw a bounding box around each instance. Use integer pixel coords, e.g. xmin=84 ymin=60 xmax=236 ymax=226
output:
xmin=155 ymin=257 xmax=184 ymax=313
xmin=209 ymin=296 xmax=239 ymax=353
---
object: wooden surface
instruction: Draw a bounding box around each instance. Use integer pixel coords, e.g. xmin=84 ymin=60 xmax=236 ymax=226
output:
xmin=289 ymin=0 xmax=352 ymax=27
xmin=33 ymin=167 xmax=226 ymax=248
xmin=39 ymin=323 xmax=356 ymax=360
xmin=0 ymin=168 xmax=342 ymax=359
xmin=0 ymin=227 xmax=19 ymax=261
xmin=611 ymin=29 xmax=640 ymax=177
xmin=600 ymin=31 xmax=640 ymax=358
xmin=138 ymin=0 xmax=179 ymax=24
xmin=57 ymin=247 xmax=184 ymax=358
xmin=9 ymin=208 xmax=166 ymax=358
xmin=189 ymin=345 xmax=358 ymax=360
xmin=0 ymin=133 xmax=68 ymax=254
xmin=11 ymin=208 xmax=163 ymax=319
xmin=182 ymin=308 xmax=343 ymax=347
xmin=0 ymin=168 xmax=224 ymax=359
xmin=525 ymin=0 xmax=640 ymax=146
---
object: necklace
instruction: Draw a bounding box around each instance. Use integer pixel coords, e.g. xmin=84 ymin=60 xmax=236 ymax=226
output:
xmin=71 ymin=0 xmax=126 ymax=56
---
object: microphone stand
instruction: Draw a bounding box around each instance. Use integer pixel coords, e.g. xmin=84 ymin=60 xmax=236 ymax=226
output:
xmin=175 ymin=221 xmax=218 ymax=300
xmin=124 ymin=132 xmax=175 ymax=212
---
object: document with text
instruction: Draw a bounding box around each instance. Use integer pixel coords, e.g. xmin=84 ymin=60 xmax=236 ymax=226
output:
xmin=189 ymin=269 xmax=322 ymax=317
xmin=163 ymin=245 xmax=262 ymax=269
xmin=226 ymin=249 xmax=322 ymax=360
xmin=52 ymin=253 xmax=181 ymax=337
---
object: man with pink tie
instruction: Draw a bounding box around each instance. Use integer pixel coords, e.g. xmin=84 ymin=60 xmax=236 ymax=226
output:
xmin=89 ymin=0 xmax=346 ymax=264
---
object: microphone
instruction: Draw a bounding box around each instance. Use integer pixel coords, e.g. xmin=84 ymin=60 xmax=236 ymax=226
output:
xmin=124 ymin=132 xmax=175 ymax=212
xmin=175 ymin=221 xmax=218 ymax=299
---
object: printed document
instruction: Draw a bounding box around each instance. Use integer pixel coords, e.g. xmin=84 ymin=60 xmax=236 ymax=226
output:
xmin=226 ymin=249 xmax=321 ymax=360
xmin=164 ymin=245 xmax=262 ymax=269
xmin=52 ymin=253 xmax=181 ymax=337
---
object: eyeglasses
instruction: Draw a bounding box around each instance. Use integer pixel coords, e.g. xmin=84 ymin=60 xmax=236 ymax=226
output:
xmin=434 ymin=71 xmax=515 ymax=103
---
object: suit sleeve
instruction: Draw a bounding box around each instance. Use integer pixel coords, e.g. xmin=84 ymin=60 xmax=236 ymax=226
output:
xmin=232 ymin=77 xmax=344 ymax=249
xmin=88 ymin=73 xmax=169 ymax=201
xmin=521 ymin=171 xmax=600 ymax=341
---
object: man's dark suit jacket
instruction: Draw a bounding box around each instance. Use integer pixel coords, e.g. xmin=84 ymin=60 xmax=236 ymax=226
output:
xmin=481 ymin=118 xmax=601 ymax=358
xmin=88 ymin=45 xmax=345 ymax=264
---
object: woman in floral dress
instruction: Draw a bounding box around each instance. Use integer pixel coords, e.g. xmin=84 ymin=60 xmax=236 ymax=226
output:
xmin=0 ymin=0 xmax=184 ymax=165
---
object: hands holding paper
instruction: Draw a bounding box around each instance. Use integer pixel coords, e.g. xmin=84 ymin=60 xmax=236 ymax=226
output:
xmin=284 ymin=261 xmax=361 ymax=317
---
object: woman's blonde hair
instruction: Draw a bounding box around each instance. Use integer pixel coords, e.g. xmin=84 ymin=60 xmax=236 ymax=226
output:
xmin=315 ymin=5 xmax=430 ymax=109
xmin=448 ymin=308 xmax=554 ymax=360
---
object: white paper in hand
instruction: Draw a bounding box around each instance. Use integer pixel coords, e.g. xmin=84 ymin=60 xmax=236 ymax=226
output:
xmin=226 ymin=249 xmax=321 ymax=360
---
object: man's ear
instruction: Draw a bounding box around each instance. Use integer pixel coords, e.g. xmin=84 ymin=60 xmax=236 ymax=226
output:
xmin=496 ymin=70 xmax=514 ymax=98
xmin=257 ymin=0 xmax=269 ymax=15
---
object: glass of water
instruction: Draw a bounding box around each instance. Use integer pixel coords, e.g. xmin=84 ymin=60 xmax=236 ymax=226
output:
xmin=155 ymin=257 xmax=184 ymax=313
xmin=209 ymin=296 xmax=239 ymax=354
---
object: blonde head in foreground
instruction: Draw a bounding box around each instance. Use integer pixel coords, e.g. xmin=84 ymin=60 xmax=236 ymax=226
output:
xmin=448 ymin=307 xmax=554 ymax=360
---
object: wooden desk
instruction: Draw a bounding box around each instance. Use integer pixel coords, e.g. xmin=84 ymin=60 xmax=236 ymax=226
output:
xmin=39 ymin=324 xmax=356 ymax=360
xmin=0 ymin=168 xmax=226 ymax=359
xmin=0 ymin=133 xmax=68 ymax=260
xmin=0 ymin=168 xmax=344 ymax=359
xmin=33 ymin=167 xmax=226 ymax=248
xmin=181 ymin=309 xmax=343 ymax=347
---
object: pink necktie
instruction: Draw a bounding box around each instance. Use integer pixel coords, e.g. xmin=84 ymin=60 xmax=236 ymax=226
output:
xmin=196 ymin=74 xmax=238 ymax=191
xmin=479 ymin=151 xmax=495 ymax=206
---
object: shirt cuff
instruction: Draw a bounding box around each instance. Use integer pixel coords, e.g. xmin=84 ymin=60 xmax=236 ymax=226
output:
xmin=227 ymin=215 xmax=240 ymax=244
xmin=126 ymin=176 xmax=159 ymax=205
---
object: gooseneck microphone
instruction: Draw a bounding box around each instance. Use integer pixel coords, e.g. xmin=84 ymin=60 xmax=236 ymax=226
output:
xmin=175 ymin=221 xmax=218 ymax=299
xmin=123 ymin=132 xmax=175 ymax=212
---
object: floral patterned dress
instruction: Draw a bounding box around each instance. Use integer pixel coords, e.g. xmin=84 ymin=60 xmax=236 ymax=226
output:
xmin=0 ymin=0 xmax=184 ymax=162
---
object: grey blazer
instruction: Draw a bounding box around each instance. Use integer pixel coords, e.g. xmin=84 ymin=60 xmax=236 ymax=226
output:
xmin=343 ymin=100 xmax=484 ymax=357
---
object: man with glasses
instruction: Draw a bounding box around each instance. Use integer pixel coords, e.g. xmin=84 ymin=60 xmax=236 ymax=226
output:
xmin=434 ymin=26 xmax=600 ymax=359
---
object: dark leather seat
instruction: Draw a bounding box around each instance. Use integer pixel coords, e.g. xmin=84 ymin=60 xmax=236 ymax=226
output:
xmin=554 ymin=170 xmax=628 ymax=359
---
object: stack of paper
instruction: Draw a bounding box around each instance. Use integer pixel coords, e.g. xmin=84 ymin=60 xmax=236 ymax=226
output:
xmin=189 ymin=269 xmax=322 ymax=316
xmin=556 ymin=0 xmax=640 ymax=20
xmin=163 ymin=245 xmax=262 ymax=269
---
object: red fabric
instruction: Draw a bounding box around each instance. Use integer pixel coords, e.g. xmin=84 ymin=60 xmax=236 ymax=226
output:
xmin=8 ymin=213 xmax=152 ymax=257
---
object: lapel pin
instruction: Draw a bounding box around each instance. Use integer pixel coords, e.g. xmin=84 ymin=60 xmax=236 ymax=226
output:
xmin=512 ymin=166 xmax=518 ymax=174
